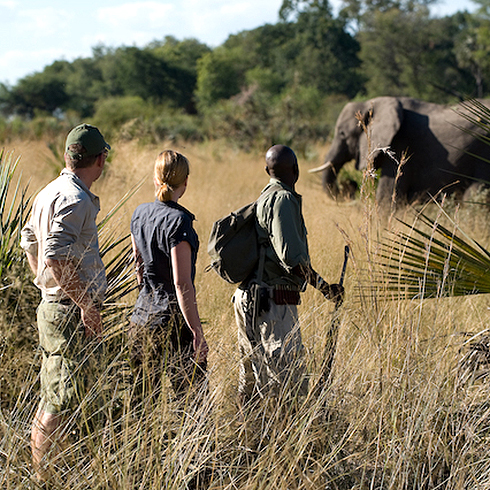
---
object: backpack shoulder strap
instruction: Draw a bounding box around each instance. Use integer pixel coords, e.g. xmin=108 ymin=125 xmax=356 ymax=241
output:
xmin=254 ymin=183 xmax=282 ymax=282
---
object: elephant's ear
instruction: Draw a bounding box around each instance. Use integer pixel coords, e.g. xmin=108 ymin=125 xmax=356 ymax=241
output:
xmin=358 ymin=97 xmax=404 ymax=169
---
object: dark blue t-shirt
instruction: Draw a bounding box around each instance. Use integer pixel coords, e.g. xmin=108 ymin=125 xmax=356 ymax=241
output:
xmin=130 ymin=199 xmax=199 ymax=328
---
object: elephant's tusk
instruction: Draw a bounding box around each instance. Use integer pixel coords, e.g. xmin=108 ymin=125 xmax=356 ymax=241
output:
xmin=308 ymin=161 xmax=333 ymax=173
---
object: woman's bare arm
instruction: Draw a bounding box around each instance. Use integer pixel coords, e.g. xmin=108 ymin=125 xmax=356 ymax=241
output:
xmin=171 ymin=241 xmax=208 ymax=363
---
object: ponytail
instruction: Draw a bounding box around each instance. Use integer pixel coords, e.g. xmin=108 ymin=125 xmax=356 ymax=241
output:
xmin=154 ymin=150 xmax=190 ymax=202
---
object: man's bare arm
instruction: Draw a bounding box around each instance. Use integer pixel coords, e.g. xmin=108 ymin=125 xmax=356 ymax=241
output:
xmin=25 ymin=250 xmax=38 ymax=276
xmin=292 ymin=263 xmax=344 ymax=302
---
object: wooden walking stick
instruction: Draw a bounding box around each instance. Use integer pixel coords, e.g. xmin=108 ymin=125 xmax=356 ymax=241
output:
xmin=317 ymin=245 xmax=350 ymax=391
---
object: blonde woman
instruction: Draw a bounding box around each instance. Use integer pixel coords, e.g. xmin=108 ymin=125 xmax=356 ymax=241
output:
xmin=129 ymin=150 xmax=208 ymax=400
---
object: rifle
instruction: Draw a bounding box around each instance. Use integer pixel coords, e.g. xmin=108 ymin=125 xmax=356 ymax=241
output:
xmin=316 ymin=245 xmax=350 ymax=392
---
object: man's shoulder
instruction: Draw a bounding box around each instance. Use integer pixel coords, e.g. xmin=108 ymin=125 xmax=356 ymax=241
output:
xmin=34 ymin=176 xmax=84 ymax=209
xmin=258 ymin=183 xmax=297 ymax=209
xmin=51 ymin=172 xmax=90 ymax=197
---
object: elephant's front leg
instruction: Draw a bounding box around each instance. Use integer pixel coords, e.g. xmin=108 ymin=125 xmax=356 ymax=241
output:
xmin=376 ymin=175 xmax=397 ymax=207
xmin=375 ymin=155 xmax=408 ymax=208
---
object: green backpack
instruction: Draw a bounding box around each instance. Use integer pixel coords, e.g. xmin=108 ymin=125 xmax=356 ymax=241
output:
xmin=206 ymin=200 xmax=261 ymax=284
xmin=206 ymin=185 xmax=277 ymax=284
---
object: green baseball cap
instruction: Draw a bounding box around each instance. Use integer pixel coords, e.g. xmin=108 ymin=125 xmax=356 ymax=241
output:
xmin=65 ymin=123 xmax=111 ymax=158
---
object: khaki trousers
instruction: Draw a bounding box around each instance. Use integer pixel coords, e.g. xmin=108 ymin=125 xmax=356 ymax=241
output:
xmin=233 ymin=287 xmax=308 ymax=401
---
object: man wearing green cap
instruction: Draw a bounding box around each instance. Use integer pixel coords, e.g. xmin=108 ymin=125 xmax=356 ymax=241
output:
xmin=21 ymin=123 xmax=110 ymax=482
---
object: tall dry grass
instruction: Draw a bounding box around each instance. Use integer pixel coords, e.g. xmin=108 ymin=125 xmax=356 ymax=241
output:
xmin=1 ymin=138 xmax=490 ymax=488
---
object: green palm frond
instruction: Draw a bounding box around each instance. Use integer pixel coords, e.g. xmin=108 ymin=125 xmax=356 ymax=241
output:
xmin=453 ymin=99 xmax=490 ymax=169
xmin=379 ymin=211 xmax=490 ymax=299
xmin=0 ymin=149 xmax=31 ymax=279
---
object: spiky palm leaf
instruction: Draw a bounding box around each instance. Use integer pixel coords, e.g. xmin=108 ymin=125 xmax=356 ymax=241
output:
xmin=0 ymin=149 xmax=31 ymax=280
xmin=455 ymin=99 xmax=490 ymax=159
xmin=379 ymin=210 xmax=490 ymax=299
xmin=377 ymin=206 xmax=490 ymax=380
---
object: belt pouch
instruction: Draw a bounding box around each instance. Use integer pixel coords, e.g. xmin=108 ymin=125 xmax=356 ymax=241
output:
xmin=273 ymin=288 xmax=300 ymax=305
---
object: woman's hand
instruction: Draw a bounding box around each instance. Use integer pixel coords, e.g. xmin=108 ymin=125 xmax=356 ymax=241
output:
xmin=193 ymin=334 xmax=209 ymax=364
xmin=171 ymin=241 xmax=209 ymax=364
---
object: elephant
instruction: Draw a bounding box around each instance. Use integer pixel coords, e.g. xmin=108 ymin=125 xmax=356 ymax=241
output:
xmin=310 ymin=96 xmax=490 ymax=207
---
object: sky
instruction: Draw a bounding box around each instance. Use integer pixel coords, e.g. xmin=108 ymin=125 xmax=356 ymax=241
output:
xmin=0 ymin=0 xmax=479 ymax=87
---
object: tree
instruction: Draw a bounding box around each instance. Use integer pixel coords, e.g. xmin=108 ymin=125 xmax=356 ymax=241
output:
xmin=359 ymin=7 xmax=473 ymax=100
xmin=2 ymin=61 xmax=70 ymax=117
xmin=63 ymin=56 xmax=105 ymax=117
xmin=289 ymin=2 xmax=362 ymax=97
xmin=196 ymin=0 xmax=362 ymax=110
xmin=150 ymin=37 xmax=211 ymax=112
xmin=195 ymin=47 xmax=248 ymax=109
xmin=150 ymin=36 xmax=211 ymax=75
xmin=454 ymin=9 xmax=490 ymax=98
xmin=279 ymin=0 xmax=333 ymax=22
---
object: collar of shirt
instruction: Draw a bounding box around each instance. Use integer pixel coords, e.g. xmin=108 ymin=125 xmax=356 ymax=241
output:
xmin=61 ymin=168 xmax=100 ymax=208
xmin=267 ymin=177 xmax=302 ymax=200
xmin=154 ymin=198 xmax=196 ymax=221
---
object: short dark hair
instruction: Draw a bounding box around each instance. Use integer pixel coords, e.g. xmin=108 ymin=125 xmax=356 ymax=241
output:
xmin=65 ymin=143 xmax=101 ymax=169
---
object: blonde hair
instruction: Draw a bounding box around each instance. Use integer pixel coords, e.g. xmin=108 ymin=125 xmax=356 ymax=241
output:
xmin=154 ymin=150 xmax=190 ymax=202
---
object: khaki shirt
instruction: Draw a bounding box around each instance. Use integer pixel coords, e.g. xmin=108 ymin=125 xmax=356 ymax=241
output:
xmin=20 ymin=169 xmax=107 ymax=302
xmin=255 ymin=178 xmax=309 ymax=289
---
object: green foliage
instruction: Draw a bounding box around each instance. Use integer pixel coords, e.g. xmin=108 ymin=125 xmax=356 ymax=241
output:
xmin=150 ymin=36 xmax=211 ymax=84
xmin=63 ymin=56 xmax=105 ymax=117
xmin=92 ymin=96 xmax=151 ymax=135
xmin=197 ymin=5 xmax=361 ymax=112
xmin=279 ymin=0 xmax=333 ymax=22
xmin=102 ymin=47 xmax=184 ymax=106
xmin=0 ymin=150 xmax=37 ymax=355
xmin=0 ymin=115 xmax=72 ymax=146
xmin=2 ymin=62 xmax=70 ymax=117
xmin=359 ymin=7 xmax=472 ymax=100
xmin=245 ymin=67 xmax=284 ymax=95
xmin=283 ymin=0 xmax=363 ymax=97
xmin=195 ymin=47 xmax=247 ymax=110
xmin=92 ymin=97 xmax=203 ymax=144
xmin=454 ymin=12 xmax=490 ymax=97
xmin=0 ymin=38 xmax=210 ymax=121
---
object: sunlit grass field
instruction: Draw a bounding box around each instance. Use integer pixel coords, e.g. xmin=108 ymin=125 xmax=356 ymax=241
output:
xmin=1 ymin=138 xmax=490 ymax=489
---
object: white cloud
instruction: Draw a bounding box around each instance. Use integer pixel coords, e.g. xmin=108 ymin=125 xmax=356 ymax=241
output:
xmin=183 ymin=0 xmax=282 ymax=45
xmin=220 ymin=1 xmax=268 ymax=16
xmin=0 ymin=48 xmax=69 ymax=85
xmin=98 ymin=2 xmax=175 ymax=29
xmin=92 ymin=1 xmax=180 ymax=48
xmin=17 ymin=6 xmax=73 ymax=33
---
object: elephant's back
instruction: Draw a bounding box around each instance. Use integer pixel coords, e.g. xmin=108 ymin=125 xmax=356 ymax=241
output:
xmin=399 ymin=97 xmax=443 ymax=116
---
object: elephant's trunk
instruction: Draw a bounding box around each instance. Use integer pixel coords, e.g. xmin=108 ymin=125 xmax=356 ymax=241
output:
xmin=322 ymin=162 xmax=339 ymax=197
xmin=309 ymin=161 xmax=340 ymax=197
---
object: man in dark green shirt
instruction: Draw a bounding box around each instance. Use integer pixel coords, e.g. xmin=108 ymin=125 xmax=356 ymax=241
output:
xmin=233 ymin=145 xmax=343 ymax=405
